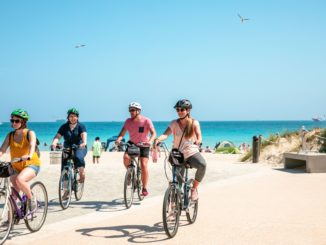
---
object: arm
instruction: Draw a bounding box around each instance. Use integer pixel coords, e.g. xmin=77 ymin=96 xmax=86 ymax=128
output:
xmin=80 ymin=132 xmax=87 ymax=148
xmin=115 ymin=127 xmax=127 ymax=145
xmin=51 ymin=133 xmax=62 ymax=149
xmin=0 ymin=134 xmax=10 ymax=157
xmin=148 ymin=126 xmax=157 ymax=145
xmin=194 ymin=120 xmax=202 ymax=145
xmin=154 ymin=127 xmax=172 ymax=144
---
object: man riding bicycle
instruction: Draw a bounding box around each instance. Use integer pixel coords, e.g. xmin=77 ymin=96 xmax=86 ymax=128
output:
xmin=51 ymin=108 xmax=87 ymax=187
xmin=115 ymin=102 xmax=156 ymax=196
xmin=0 ymin=109 xmax=40 ymax=211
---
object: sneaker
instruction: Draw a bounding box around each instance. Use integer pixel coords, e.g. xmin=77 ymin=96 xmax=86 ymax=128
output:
xmin=190 ymin=188 xmax=198 ymax=201
xmin=27 ymin=195 xmax=37 ymax=212
xmin=142 ymin=188 xmax=149 ymax=197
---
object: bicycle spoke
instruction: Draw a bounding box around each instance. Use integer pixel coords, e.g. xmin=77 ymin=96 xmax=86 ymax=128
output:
xmin=25 ymin=182 xmax=48 ymax=232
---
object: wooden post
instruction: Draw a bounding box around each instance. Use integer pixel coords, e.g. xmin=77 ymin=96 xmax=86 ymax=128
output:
xmin=252 ymin=135 xmax=259 ymax=163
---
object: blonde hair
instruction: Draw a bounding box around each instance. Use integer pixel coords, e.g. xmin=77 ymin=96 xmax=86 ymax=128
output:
xmin=184 ymin=116 xmax=194 ymax=139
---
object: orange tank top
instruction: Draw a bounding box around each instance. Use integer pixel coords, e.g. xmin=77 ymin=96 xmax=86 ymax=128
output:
xmin=9 ymin=129 xmax=41 ymax=172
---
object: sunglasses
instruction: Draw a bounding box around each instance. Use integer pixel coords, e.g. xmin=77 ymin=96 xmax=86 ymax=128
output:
xmin=129 ymin=109 xmax=137 ymax=112
xmin=176 ymin=108 xmax=186 ymax=112
xmin=10 ymin=119 xmax=21 ymax=124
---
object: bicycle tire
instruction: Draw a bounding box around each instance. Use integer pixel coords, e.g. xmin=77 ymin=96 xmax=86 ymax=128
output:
xmin=24 ymin=181 xmax=48 ymax=232
xmin=0 ymin=192 xmax=13 ymax=245
xmin=123 ymin=167 xmax=135 ymax=209
xmin=186 ymin=179 xmax=198 ymax=224
xmin=58 ymin=169 xmax=72 ymax=210
xmin=74 ymin=170 xmax=84 ymax=201
xmin=136 ymin=166 xmax=144 ymax=201
xmin=162 ymin=185 xmax=181 ymax=238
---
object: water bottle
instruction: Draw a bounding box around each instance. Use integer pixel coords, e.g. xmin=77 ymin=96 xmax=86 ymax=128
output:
xmin=152 ymin=148 xmax=158 ymax=163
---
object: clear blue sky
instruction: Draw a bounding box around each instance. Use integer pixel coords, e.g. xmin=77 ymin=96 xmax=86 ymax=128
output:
xmin=1 ymin=0 xmax=325 ymax=122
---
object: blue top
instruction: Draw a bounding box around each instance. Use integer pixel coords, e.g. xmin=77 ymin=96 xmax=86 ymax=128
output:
xmin=57 ymin=122 xmax=87 ymax=147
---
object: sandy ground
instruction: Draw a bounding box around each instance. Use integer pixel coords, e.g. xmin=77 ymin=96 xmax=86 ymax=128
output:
xmin=3 ymin=151 xmax=326 ymax=244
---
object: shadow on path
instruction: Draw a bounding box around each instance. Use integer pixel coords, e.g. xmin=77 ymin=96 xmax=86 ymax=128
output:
xmin=76 ymin=217 xmax=192 ymax=243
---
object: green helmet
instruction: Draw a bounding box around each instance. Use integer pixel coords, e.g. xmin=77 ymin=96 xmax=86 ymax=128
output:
xmin=67 ymin=107 xmax=79 ymax=116
xmin=11 ymin=108 xmax=29 ymax=120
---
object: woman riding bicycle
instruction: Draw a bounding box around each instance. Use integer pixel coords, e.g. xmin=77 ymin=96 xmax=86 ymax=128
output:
xmin=154 ymin=99 xmax=206 ymax=201
xmin=0 ymin=109 xmax=40 ymax=210
xmin=115 ymin=102 xmax=156 ymax=196
xmin=51 ymin=108 xmax=87 ymax=183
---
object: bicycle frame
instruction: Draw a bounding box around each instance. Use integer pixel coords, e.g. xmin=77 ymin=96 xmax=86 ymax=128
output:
xmin=2 ymin=178 xmax=31 ymax=220
xmin=171 ymin=164 xmax=191 ymax=210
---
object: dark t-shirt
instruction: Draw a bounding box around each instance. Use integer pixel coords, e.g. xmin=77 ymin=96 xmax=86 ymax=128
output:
xmin=57 ymin=122 xmax=87 ymax=147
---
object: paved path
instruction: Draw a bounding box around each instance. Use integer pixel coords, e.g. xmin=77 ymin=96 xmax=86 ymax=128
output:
xmin=7 ymin=165 xmax=326 ymax=245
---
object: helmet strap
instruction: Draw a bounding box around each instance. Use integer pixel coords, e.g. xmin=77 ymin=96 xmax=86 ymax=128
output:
xmin=180 ymin=113 xmax=189 ymax=120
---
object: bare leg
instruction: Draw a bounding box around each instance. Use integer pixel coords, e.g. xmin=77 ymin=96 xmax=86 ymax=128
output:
xmin=123 ymin=153 xmax=130 ymax=169
xmin=14 ymin=168 xmax=36 ymax=199
xmin=193 ymin=180 xmax=200 ymax=189
xmin=78 ymin=167 xmax=85 ymax=182
xmin=140 ymin=157 xmax=149 ymax=189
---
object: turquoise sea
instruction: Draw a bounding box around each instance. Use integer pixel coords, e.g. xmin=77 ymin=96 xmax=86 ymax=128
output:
xmin=0 ymin=121 xmax=325 ymax=150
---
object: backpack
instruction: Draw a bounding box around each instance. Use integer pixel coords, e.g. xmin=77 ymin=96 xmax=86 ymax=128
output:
xmin=8 ymin=130 xmax=41 ymax=157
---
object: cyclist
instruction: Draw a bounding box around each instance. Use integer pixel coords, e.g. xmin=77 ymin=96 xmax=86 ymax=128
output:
xmin=154 ymin=99 xmax=206 ymax=201
xmin=51 ymin=108 xmax=87 ymax=186
xmin=0 ymin=109 xmax=40 ymax=210
xmin=115 ymin=102 xmax=156 ymax=196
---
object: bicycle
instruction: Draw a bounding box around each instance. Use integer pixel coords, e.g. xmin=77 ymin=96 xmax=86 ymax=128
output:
xmin=157 ymin=142 xmax=199 ymax=238
xmin=57 ymin=145 xmax=85 ymax=210
xmin=121 ymin=142 xmax=149 ymax=209
xmin=0 ymin=158 xmax=48 ymax=245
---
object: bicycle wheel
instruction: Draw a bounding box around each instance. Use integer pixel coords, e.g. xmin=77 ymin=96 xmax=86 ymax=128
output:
xmin=74 ymin=170 xmax=84 ymax=201
xmin=136 ymin=167 xmax=144 ymax=201
xmin=25 ymin=181 xmax=48 ymax=232
xmin=0 ymin=192 xmax=13 ymax=245
xmin=123 ymin=167 xmax=135 ymax=209
xmin=186 ymin=179 xmax=198 ymax=224
xmin=58 ymin=169 xmax=72 ymax=210
xmin=162 ymin=185 xmax=181 ymax=238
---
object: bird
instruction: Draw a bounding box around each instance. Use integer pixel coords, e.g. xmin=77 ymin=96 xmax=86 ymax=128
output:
xmin=238 ymin=14 xmax=249 ymax=23
xmin=75 ymin=44 xmax=86 ymax=48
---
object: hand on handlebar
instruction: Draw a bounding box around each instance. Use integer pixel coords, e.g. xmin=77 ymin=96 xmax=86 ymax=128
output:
xmin=50 ymin=144 xmax=56 ymax=151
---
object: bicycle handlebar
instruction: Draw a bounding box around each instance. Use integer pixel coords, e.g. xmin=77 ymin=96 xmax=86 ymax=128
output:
xmin=0 ymin=157 xmax=30 ymax=166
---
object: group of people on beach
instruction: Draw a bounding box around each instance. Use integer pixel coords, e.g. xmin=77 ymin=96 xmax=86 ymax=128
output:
xmin=0 ymin=99 xmax=207 ymax=211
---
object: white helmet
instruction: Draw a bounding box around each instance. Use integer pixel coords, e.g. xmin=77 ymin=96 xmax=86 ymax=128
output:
xmin=129 ymin=102 xmax=142 ymax=110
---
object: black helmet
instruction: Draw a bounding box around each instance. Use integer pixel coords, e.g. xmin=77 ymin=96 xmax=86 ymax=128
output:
xmin=174 ymin=99 xmax=192 ymax=109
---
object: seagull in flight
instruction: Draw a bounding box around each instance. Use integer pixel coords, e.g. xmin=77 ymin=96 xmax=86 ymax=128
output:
xmin=238 ymin=14 xmax=249 ymax=23
xmin=75 ymin=44 xmax=86 ymax=48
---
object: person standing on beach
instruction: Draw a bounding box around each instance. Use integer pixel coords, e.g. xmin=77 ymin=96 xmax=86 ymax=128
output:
xmin=51 ymin=108 xmax=87 ymax=184
xmin=92 ymin=137 xmax=102 ymax=164
xmin=154 ymin=99 xmax=206 ymax=201
xmin=0 ymin=109 xmax=40 ymax=211
xmin=115 ymin=102 xmax=156 ymax=197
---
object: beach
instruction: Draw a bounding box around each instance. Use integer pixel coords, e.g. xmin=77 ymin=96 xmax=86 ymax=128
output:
xmin=3 ymin=151 xmax=326 ymax=244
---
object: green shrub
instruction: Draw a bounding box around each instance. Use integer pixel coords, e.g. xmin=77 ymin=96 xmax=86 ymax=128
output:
xmin=241 ymin=150 xmax=252 ymax=162
xmin=215 ymin=147 xmax=240 ymax=154
xmin=319 ymin=129 xmax=326 ymax=153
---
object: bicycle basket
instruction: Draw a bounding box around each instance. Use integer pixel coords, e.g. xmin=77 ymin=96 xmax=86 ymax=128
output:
xmin=127 ymin=145 xmax=140 ymax=156
xmin=0 ymin=163 xmax=15 ymax=178
xmin=168 ymin=148 xmax=184 ymax=166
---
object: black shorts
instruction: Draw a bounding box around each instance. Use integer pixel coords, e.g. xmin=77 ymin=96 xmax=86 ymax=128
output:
xmin=125 ymin=142 xmax=150 ymax=158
